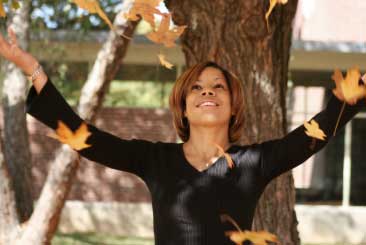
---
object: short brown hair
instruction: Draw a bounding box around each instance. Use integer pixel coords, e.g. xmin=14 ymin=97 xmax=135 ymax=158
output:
xmin=169 ymin=61 xmax=245 ymax=143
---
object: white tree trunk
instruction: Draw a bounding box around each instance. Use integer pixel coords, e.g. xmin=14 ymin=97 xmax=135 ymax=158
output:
xmin=16 ymin=1 xmax=140 ymax=244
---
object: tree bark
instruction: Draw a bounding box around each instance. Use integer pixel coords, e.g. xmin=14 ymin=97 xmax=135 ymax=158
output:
xmin=1 ymin=0 xmax=33 ymax=223
xmin=0 ymin=146 xmax=20 ymax=244
xmin=16 ymin=2 xmax=140 ymax=244
xmin=165 ymin=0 xmax=299 ymax=244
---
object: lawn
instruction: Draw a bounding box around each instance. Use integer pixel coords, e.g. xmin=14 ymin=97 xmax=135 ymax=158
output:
xmin=53 ymin=233 xmax=154 ymax=245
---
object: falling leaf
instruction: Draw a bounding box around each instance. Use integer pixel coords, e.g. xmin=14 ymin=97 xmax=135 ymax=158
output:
xmin=215 ymin=144 xmax=234 ymax=168
xmin=304 ymin=119 xmax=326 ymax=141
xmin=265 ymin=0 xmax=288 ymax=30
xmin=221 ymin=214 xmax=278 ymax=245
xmin=0 ymin=1 xmax=5 ymax=17
xmin=47 ymin=121 xmax=92 ymax=151
xmin=147 ymin=13 xmax=186 ymax=47
xmin=158 ymin=53 xmax=174 ymax=69
xmin=332 ymin=67 xmax=366 ymax=104
xmin=72 ymin=0 xmax=114 ymax=30
xmin=124 ymin=0 xmax=163 ymax=28
xmin=226 ymin=230 xmax=279 ymax=245
xmin=0 ymin=0 xmax=20 ymax=17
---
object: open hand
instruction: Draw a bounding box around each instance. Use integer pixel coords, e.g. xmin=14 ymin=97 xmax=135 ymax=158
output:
xmin=0 ymin=26 xmax=38 ymax=75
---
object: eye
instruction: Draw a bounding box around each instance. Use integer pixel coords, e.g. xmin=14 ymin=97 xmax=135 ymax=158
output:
xmin=214 ymin=83 xmax=225 ymax=89
xmin=191 ymin=84 xmax=202 ymax=90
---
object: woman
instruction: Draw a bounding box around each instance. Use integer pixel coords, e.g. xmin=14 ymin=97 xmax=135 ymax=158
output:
xmin=0 ymin=27 xmax=365 ymax=245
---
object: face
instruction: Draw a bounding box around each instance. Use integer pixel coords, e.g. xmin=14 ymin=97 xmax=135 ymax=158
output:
xmin=184 ymin=67 xmax=232 ymax=128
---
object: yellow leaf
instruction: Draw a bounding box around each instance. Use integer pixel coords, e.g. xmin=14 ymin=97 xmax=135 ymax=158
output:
xmin=221 ymin=214 xmax=278 ymax=245
xmin=332 ymin=67 xmax=366 ymax=104
xmin=158 ymin=53 xmax=174 ymax=69
xmin=226 ymin=230 xmax=279 ymax=245
xmin=0 ymin=1 xmax=6 ymax=17
xmin=147 ymin=13 xmax=186 ymax=47
xmin=47 ymin=121 xmax=92 ymax=151
xmin=265 ymin=0 xmax=288 ymax=30
xmin=124 ymin=0 xmax=163 ymax=28
xmin=215 ymin=144 xmax=234 ymax=169
xmin=304 ymin=119 xmax=326 ymax=141
xmin=72 ymin=0 xmax=114 ymax=31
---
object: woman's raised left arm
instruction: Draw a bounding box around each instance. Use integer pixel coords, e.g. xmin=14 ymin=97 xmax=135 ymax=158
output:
xmin=260 ymin=88 xmax=366 ymax=182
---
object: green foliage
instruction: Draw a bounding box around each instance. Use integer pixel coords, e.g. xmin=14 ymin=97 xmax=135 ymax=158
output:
xmin=104 ymin=80 xmax=173 ymax=108
xmin=31 ymin=0 xmax=121 ymax=31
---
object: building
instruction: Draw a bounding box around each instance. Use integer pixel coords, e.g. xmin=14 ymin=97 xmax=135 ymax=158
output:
xmin=9 ymin=0 xmax=366 ymax=244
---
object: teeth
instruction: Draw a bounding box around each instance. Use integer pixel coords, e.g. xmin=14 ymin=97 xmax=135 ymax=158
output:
xmin=200 ymin=102 xmax=217 ymax=107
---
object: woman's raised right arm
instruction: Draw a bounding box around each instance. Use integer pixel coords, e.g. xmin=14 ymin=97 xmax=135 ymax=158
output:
xmin=0 ymin=27 xmax=157 ymax=180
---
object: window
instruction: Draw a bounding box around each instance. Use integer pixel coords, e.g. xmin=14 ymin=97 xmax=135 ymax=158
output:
xmin=288 ymin=84 xmax=366 ymax=205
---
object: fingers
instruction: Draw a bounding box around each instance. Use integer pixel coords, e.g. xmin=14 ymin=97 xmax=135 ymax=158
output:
xmin=362 ymin=74 xmax=366 ymax=84
xmin=0 ymin=28 xmax=11 ymax=56
xmin=7 ymin=26 xmax=18 ymax=47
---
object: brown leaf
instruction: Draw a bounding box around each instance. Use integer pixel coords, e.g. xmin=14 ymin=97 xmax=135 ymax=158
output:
xmin=265 ymin=0 xmax=288 ymax=29
xmin=215 ymin=144 xmax=234 ymax=168
xmin=147 ymin=13 xmax=186 ymax=47
xmin=72 ymin=0 xmax=114 ymax=30
xmin=304 ymin=119 xmax=326 ymax=141
xmin=124 ymin=0 xmax=163 ymax=28
xmin=158 ymin=53 xmax=174 ymax=69
xmin=47 ymin=121 xmax=92 ymax=151
xmin=332 ymin=67 xmax=366 ymax=104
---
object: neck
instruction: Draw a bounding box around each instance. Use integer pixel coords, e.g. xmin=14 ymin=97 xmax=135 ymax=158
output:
xmin=184 ymin=124 xmax=231 ymax=158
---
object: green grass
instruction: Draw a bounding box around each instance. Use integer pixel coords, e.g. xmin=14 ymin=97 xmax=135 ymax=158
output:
xmin=53 ymin=233 xmax=154 ymax=245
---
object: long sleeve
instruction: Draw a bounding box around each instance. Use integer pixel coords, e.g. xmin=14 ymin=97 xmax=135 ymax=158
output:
xmin=26 ymin=79 xmax=157 ymax=180
xmin=260 ymin=93 xmax=366 ymax=182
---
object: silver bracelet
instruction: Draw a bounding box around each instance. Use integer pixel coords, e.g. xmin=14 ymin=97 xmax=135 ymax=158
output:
xmin=27 ymin=64 xmax=43 ymax=82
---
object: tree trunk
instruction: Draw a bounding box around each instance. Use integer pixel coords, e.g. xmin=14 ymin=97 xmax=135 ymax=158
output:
xmin=165 ymin=0 xmax=299 ymax=243
xmin=16 ymin=3 xmax=140 ymax=244
xmin=0 ymin=1 xmax=32 ymax=243
xmin=1 ymin=0 xmax=33 ymax=221
xmin=0 ymin=146 xmax=20 ymax=244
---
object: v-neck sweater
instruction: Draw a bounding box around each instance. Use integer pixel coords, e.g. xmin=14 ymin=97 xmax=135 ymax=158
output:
xmin=26 ymin=80 xmax=365 ymax=245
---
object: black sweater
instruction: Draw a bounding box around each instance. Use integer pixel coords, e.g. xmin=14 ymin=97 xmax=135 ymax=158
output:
xmin=26 ymin=80 xmax=365 ymax=245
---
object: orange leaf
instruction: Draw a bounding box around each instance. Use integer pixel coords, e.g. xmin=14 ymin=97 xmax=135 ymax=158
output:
xmin=147 ymin=13 xmax=186 ymax=47
xmin=221 ymin=214 xmax=278 ymax=245
xmin=124 ymin=0 xmax=163 ymax=28
xmin=158 ymin=53 xmax=174 ymax=69
xmin=226 ymin=230 xmax=279 ymax=245
xmin=304 ymin=119 xmax=326 ymax=141
xmin=265 ymin=0 xmax=288 ymax=30
xmin=72 ymin=0 xmax=114 ymax=31
xmin=0 ymin=2 xmax=5 ymax=17
xmin=215 ymin=144 xmax=234 ymax=168
xmin=48 ymin=121 xmax=92 ymax=151
xmin=332 ymin=67 xmax=366 ymax=104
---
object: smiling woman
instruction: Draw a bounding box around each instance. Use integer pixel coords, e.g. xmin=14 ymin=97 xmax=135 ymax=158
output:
xmin=1 ymin=27 xmax=365 ymax=245
xmin=170 ymin=62 xmax=245 ymax=144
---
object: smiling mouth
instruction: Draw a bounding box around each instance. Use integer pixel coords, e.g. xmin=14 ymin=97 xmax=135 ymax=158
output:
xmin=197 ymin=101 xmax=219 ymax=107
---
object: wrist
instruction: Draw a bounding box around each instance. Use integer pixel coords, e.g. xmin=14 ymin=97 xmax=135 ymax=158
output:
xmin=16 ymin=52 xmax=39 ymax=75
xmin=27 ymin=64 xmax=43 ymax=81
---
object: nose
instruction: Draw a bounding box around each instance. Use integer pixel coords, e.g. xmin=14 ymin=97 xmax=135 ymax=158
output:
xmin=201 ymin=88 xmax=215 ymax=96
